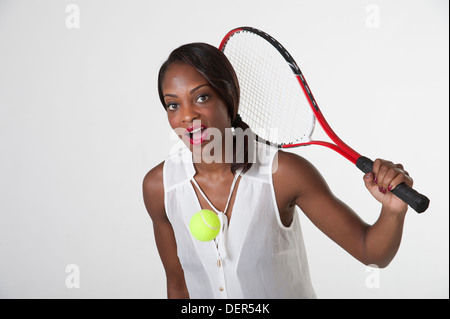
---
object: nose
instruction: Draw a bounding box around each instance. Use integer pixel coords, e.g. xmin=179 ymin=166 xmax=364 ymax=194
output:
xmin=181 ymin=103 xmax=200 ymax=123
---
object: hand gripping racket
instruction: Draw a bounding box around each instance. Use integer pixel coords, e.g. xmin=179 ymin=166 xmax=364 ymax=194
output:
xmin=219 ymin=26 xmax=429 ymax=213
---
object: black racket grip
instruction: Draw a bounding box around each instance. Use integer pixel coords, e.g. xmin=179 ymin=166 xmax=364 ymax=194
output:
xmin=356 ymin=156 xmax=429 ymax=213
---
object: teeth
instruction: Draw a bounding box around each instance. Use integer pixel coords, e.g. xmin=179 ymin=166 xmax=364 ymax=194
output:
xmin=191 ymin=127 xmax=203 ymax=134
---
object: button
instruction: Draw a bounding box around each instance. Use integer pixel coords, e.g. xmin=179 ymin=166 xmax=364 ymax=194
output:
xmin=219 ymin=287 xmax=224 ymax=292
xmin=217 ymin=259 xmax=221 ymax=267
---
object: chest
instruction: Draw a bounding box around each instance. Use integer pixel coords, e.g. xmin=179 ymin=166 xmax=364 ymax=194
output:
xmin=191 ymin=177 xmax=240 ymax=223
xmin=191 ymin=177 xmax=295 ymax=228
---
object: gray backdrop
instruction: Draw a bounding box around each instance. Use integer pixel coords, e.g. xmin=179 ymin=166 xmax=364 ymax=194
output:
xmin=0 ymin=0 xmax=448 ymax=298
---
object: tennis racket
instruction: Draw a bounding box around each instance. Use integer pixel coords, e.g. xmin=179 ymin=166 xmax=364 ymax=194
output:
xmin=219 ymin=26 xmax=429 ymax=213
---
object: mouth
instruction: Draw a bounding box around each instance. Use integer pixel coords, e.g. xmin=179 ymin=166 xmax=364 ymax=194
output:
xmin=185 ymin=124 xmax=208 ymax=145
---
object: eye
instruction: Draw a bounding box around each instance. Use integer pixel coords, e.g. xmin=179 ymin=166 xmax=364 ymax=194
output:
xmin=196 ymin=94 xmax=209 ymax=103
xmin=166 ymin=103 xmax=179 ymax=111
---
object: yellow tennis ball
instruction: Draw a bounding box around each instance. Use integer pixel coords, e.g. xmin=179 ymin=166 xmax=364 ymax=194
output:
xmin=189 ymin=209 xmax=221 ymax=241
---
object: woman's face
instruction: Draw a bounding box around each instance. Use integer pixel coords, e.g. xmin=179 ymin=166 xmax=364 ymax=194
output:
xmin=161 ymin=62 xmax=231 ymax=155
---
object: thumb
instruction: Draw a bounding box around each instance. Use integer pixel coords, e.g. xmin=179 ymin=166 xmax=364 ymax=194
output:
xmin=363 ymin=171 xmax=386 ymax=202
xmin=363 ymin=171 xmax=377 ymax=193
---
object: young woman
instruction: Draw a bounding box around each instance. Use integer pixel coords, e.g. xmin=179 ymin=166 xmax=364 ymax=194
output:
xmin=142 ymin=43 xmax=413 ymax=299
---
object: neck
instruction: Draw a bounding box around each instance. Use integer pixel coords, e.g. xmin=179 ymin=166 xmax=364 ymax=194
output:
xmin=191 ymin=128 xmax=235 ymax=177
xmin=193 ymin=161 xmax=232 ymax=179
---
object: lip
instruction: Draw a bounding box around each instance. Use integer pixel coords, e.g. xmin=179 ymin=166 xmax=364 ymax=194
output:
xmin=185 ymin=124 xmax=208 ymax=145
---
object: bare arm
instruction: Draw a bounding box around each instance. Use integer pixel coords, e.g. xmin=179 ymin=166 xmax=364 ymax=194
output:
xmin=142 ymin=162 xmax=189 ymax=298
xmin=274 ymin=151 xmax=411 ymax=268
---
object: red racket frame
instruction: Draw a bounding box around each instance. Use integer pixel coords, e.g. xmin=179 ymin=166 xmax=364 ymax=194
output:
xmin=220 ymin=27 xmax=361 ymax=164
xmin=219 ymin=26 xmax=430 ymax=213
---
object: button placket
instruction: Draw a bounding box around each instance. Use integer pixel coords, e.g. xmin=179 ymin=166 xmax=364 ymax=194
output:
xmin=214 ymin=248 xmax=227 ymax=298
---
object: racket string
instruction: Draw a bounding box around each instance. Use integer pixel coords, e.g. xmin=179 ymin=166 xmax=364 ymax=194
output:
xmin=223 ymin=31 xmax=315 ymax=145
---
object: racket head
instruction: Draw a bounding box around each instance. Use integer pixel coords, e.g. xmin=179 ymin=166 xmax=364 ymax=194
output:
xmin=220 ymin=27 xmax=316 ymax=148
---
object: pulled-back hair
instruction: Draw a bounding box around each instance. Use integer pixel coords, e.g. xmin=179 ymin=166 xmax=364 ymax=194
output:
xmin=157 ymin=43 xmax=253 ymax=174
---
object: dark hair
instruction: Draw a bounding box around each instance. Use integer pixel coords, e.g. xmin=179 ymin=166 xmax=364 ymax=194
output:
xmin=157 ymin=43 xmax=253 ymax=174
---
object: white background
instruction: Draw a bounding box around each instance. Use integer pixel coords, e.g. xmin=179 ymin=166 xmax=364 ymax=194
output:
xmin=0 ymin=0 xmax=448 ymax=299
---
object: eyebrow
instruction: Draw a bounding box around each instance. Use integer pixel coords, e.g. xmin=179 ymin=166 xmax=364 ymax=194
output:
xmin=163 ymin=83 xmax=210 ymax=98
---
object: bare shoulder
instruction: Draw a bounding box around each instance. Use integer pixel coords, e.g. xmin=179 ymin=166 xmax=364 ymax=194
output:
xmin=275 ymin=150 xmax=315 ymax=172
xmin=274 ymin=150 xmax=324 ymax=183
xmin=143 ymin=161 xmax=164 ymax=190
xmin=142 ymin=161 xmax=166 ymax=221
xmin=273 ymin=150 xmax=332 ymax=202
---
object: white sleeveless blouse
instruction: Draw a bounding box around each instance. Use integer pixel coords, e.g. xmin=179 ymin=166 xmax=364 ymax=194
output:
xmin=163 ymin=143 xmax=316 ymax=299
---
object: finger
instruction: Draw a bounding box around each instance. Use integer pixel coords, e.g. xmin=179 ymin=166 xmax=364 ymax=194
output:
xmin=388 ymin=171 xmax=414 ymax=191
xmin=363 ymin=171 xmax=381 ymax=195
xmin=378 ymin=165 xmax=399 ymax=190
xmin=363 ymin=171 xmax=375 ymax=187
xmin=394 ymin=164 xmax=409 ymax=177
xmin=374 ymin=160 xmax=393 ymax=187
xmin=372 ymin=158 xmax=384 ymax=185
xmin=371 ymin=158 xmax=383 ymax=177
